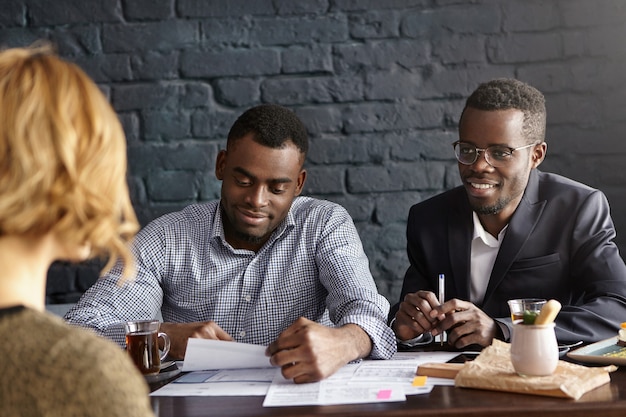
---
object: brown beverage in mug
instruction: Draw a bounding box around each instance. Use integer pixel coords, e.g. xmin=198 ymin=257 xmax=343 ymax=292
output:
xmin=126 ymin=330 xmax=161 ymax=375
xmin=124 ymin=320 xmax=170 ymax=376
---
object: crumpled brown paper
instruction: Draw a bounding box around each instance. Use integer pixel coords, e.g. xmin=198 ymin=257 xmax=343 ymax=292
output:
xmin=454 ymin=340 xmax=616 ymax=400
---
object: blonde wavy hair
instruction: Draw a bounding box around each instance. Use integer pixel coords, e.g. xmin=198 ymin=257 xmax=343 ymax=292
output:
xmin=0 ymin=44 xmax=139 ymax=279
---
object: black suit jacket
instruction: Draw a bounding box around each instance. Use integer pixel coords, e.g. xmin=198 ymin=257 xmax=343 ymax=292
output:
xmin=391 ymin=169 xmax=626 ymax=343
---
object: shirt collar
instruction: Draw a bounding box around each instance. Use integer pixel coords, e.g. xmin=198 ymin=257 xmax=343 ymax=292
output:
xmin=472 ymin=211 xmax=508 ymax=248
xmin=213 ymin=200 xmax=297 ymax=250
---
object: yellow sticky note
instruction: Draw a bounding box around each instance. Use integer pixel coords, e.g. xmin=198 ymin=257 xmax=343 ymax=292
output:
xmin=412 ymin=376 xmax=428 ymax=386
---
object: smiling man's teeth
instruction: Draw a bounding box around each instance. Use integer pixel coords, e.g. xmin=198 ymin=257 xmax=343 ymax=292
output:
xmin=470 ymin=183 xmax=495 ymax=189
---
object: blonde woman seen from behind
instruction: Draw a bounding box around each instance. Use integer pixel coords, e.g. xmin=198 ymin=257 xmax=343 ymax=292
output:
xmin=0 ymin=44 xmax=154 ymax=417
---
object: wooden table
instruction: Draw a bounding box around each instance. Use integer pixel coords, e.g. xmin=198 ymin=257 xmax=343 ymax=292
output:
xmin=149 ymin=353 xmax=626 ymax=417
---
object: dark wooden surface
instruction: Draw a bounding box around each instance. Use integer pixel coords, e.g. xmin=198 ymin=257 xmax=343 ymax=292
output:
xmin=149 ymin=351 xmax=626 ymax=417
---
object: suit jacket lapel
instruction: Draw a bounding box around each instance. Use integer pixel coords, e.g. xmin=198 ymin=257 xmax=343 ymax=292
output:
xmin=483 ymin=169 xmax=546 ymax=304
xmin=448 ymin=189 xmax=473 ymax=300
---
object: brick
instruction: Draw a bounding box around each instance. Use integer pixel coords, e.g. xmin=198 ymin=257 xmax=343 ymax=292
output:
xmin=53 ymin=27 xmax=101 ymax=55
xmin=274 ymin=0 xmax=329 ymax=15
xmin=389 ymin=130 xmax=458 ymax=162
xmin=103 ymin=20 xmax=198 ymax=53
xmin=0 ymin=0 xmax=25 ymax=27
xmin=376 ymin=222 xmax=407 ymax=251
xmin=199 ymin=177 xmax=222 ymax=201
xmin=123 ymin=0 xmax=174 ymax=21
xmin=349 ymin=10 xmax=400 ymax=39
xmin=433 ymin=34 xmax=487 ymax=65
xmin=502 ymin=0 xmax=559 ymax=32
xmin=182 ymin=82 xmax=214 ymax=108
xmin=516 ymin=64 xmax=574 ymax=94
xmin=118 ymin=112 xmax=141 ymax=143
xmin=401 ymin=5 xmax=500 ymax=37
xmin=544 ymin=92 xmax=601 ymax=127
xmin=302 ymin=166 xmax=346 ymax=194
xmin=131 ymin=51 xmax=179 ymax=80
xmin=365 ymin=71 xmax=423 ymax=100
xmin=146 ymin=170 xmax=198 ymax=201
xmin=178 ymin=0 xmax=274 ymax=17
xmin=294 ymin=106 xmax=343 ymax=135
xmin=29 ymin=0 xmax=123 ymax=26
xmin=334 ymin=39 xmax=430 ymax=74
xmin=0 ymin=27 xmax=46 ymax=49
xmin=487 ymin=33 xmax=562 ymax=64
xmin=444 ymin=165 xmax=462 ymax=189
xmin=282 ymin=44 xmax=333 ymax=74
xmin=324 ymin=194 xmax=375 ymax=222
xmin=375 ymin=191 xmax=421 ymax=223
xmin=200 ymin=18 xmax=251 ymax=46
xmin=112 ymin=82 xmax=182 ymax=111
xmin=261 ymin=76 xmax=363 ymax=105
xmin=251 ymin=14 xmax=349 ymax=45
xmin=214 ymin=78 xmax=261 ymax=107
xmin=72 ymin=54 xmax=132 ymax=83
xmin=343 ymin=101 xmax=445 ymax=133
xmin=129 ymin=142 xmax=216 ymax=174
xmin=331 ymin=0 xmax=428 ymax=11
xmin=142 ymin=110 xmax=191 ymax=140
xmin=308 ymin=134 xmax=389 ymax=165
xmin=128 ymin=175 xmax=148 ymax=206
xmin=191 ymin=109 xmax=238 ymax=139
xmin=560 ymin=0 xmax=626 ymax=28
xmin=181 ymin=49 xmax=280 ymax=78
xmin=419 ymin=65 xmax=474 ymax=99
xmin=347 ymin=160 xmax=446 ymax=193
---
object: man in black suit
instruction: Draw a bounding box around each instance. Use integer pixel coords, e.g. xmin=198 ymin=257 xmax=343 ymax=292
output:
xmin=390 ymin=78 xmax=626 ymax=349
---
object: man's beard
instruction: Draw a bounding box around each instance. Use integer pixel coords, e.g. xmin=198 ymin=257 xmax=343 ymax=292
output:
xmin=233 ymin=229 xmax=265 ymax=245
xmin=470 ymin=198 xmax=510 ymax=215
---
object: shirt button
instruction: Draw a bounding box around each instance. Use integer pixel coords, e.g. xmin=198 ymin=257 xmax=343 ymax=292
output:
xmin=244 ymin=295 xmax=251 ymax=302
xmin=239 ymin=331 xmax=246 ymax=337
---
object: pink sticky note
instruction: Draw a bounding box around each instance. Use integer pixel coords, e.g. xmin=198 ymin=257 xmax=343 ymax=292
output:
xmin=377 ymin=389 xmax=392 ymax=400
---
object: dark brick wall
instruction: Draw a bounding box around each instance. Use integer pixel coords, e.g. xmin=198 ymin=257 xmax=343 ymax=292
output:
xmin=3 ymin=0 xmax=626 ymax=304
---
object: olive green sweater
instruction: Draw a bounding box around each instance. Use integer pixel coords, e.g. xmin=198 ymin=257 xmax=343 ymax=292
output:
xmin=0 ymin=306 xmax=154 ymax=417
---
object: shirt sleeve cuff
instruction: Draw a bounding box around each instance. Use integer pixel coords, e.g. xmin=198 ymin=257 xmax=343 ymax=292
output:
xmin=389 ymin=317 xmax=434 ymax=347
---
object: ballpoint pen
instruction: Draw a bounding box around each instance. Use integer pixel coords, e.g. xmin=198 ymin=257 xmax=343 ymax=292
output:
xmin=438 ymin=273 xmax=445 ymax=346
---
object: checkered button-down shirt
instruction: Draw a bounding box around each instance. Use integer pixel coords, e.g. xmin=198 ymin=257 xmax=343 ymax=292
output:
xmin=65 ymin=197 xmax=396 ymax=359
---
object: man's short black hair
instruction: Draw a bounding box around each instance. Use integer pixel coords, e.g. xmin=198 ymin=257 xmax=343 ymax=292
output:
xmin=461 ymin=78 xmax=547 ymax=143
xmin=227 ymin=104 xmax=308 ymax=156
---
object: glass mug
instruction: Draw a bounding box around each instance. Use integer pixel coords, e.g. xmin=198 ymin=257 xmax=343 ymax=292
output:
xmin=507 ymin=298 xmax=546 ymax=324
xmin=125 ymin=320 xmax=171 ymax=375
xmin=510 ymin=322 xmax=558 ymax=377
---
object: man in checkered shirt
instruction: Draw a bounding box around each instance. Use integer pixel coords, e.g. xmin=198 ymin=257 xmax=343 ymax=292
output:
xmin=66 ymin=104 xmax=396 ymax=383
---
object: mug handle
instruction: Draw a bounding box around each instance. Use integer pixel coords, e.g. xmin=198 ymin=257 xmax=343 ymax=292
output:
xmin=158 ymin=332 xmax=171 ymax=362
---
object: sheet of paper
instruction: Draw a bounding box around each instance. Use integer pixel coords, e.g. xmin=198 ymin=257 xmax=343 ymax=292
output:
xmin=181 ymin=339 xmax=272 ymax=371
xmin=153 ymin=350 xmax=460 ymax=399
xmin=151 ymin=368 xmax=279 ymax=396
xmin=262 ymin=352 xmax=461 ymax=407
xmin=263 ymin=371 xmax=408 ymax=407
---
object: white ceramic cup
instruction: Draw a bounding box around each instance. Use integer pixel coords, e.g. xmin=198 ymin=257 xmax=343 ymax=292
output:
xmin=510 ymin=322 xmax=558 ymax=377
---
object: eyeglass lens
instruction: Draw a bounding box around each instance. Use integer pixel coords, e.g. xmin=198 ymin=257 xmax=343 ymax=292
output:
xmin=454 ymin=143 xmax=513 ymax=167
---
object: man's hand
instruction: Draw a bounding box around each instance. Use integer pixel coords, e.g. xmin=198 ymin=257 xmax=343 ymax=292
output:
xmin=265 ymin=317 xmax=372 ymax=384
xmin=159 ymin=321 xmax=234 ymax=359
xmin=429 ymin=299 xmax=498 ymax=348
xmin=393 ymin=290 xmax=442 ymax=341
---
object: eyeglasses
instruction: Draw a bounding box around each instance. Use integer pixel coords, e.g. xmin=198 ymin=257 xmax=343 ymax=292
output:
xmin=452 ymin=141 xmax=538 ymax=167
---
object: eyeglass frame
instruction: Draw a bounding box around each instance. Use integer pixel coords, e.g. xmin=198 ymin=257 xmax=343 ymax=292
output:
xmin=452 ymin=141 xmax=540 ymax=167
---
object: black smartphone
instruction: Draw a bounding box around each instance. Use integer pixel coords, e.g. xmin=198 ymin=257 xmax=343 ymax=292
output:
xmin=446 ymin=352 xmax=480 ymax=363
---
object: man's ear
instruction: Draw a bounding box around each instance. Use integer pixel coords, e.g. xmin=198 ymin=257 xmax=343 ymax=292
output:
xmin=531 ymin=142 xmax=547 ymax=169
xmin=215 ymin=150 xmax=227 ymax=180
xmin=294 ymin=169 xmax=307 ymax=196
